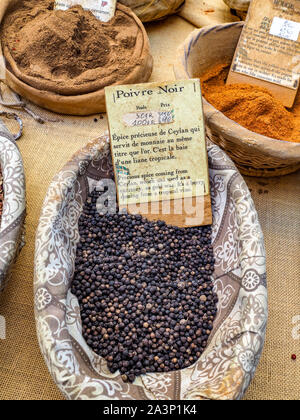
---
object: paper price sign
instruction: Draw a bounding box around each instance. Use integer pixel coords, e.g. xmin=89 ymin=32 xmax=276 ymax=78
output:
xmin=105 ymin=80 xmax=212 ymax=227
xmin=227 ymin=0 xmax=300 ymax=107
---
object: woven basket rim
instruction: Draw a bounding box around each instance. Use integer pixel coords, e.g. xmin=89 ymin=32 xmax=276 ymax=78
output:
xmin=174 ymin=22 xmax=300 ymax=163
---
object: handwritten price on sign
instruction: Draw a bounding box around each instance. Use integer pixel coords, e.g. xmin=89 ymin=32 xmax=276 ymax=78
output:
xmin=123 ymin=110 xmax=175 ymax=127
xmin=270 ymin=17 xmax=300 ymax=41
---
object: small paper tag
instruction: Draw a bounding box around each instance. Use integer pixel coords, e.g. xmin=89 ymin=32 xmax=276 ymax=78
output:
xmin=227 ymin=0 xmax=300 ymax=107
xmin=105 ymin=80 xmax=212 ymax=227
xmin=54 ymin=0 xmax=116 ymax=22
xmin=269 ymin=17 xmax=300 ymax=42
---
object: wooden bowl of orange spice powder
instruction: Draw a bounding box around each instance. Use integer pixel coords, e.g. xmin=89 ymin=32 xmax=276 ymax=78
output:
xmin=174 ymin=22 xmax=300 ymax=177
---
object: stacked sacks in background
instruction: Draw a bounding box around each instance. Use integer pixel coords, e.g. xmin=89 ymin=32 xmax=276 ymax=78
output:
xmin=178 ymin=0 xmax=240 ymax=28
xmin=223 ymin=0 xmax=250 ymax=19
xmin=118 ymin=0 xmax=185 ymax=22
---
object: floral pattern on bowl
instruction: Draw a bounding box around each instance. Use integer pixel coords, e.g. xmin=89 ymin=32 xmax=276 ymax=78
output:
xmin=0 ymin=118 xmax=26 ymax=292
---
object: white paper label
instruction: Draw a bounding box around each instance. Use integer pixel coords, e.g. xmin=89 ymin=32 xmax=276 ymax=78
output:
xmin=270 ymin=17 xmax=300 ymax=41
xmin=54 ymin=0 xmax=116 ymax=22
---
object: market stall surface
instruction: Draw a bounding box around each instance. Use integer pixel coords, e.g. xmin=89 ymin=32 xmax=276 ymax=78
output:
xmin=0 ymin=15 xmax=299 ymax=400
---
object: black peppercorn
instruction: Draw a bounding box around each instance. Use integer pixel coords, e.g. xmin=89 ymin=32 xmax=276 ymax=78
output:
xmin=71 ymin=189 xmax=218 ymax=384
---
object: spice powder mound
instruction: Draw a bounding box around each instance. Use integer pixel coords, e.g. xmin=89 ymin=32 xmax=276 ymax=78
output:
xmin=200 ymin=63 xmax=300 ymax=143
xmin=71 ymin=189 xmax=218 ymax=383
xmin=1 ymin=0 xmax=141 ymax=95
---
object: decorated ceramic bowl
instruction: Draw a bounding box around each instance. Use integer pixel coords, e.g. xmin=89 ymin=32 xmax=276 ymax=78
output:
xmin=34 ymin=134 xmax=267 ymax=400
xmin=0 ymin=116 xmax=26 ymax=292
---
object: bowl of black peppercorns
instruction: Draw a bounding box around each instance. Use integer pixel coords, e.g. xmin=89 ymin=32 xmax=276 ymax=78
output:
xmin=34 ymin=134 xmax=267 ymax=400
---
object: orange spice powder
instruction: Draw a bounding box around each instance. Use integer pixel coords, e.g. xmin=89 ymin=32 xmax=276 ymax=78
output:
xmin=200 ymin=63 xmax=300 ymax=143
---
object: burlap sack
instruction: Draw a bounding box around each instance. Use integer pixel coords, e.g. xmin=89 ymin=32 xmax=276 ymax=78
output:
xmin=223 ymin=0 xmax=249 ymax=19
xmin=179 ymin=0 xmax=239 ymax=28
xmin=0 ymin=11 xmax=298 ymax=401
xmin=0 ymin=117 xmax=26 ymax=292
xmin=223 ymin=0 xmax=250 ymax=12
xmin=34 ymin=134 xmax=267 ymax=400
xmin=119 ymin=0 xmax=184 ymax=22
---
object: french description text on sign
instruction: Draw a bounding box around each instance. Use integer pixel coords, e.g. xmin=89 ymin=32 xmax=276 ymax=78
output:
xmin=105 ymin=80 xmax=209 ymax=206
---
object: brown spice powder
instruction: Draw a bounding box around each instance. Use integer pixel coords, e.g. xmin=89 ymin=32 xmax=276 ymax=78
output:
xmin=1 ymin=0 xmax=141 ymax=95
xmin=201 ymin=63 xmax=300 ymax=143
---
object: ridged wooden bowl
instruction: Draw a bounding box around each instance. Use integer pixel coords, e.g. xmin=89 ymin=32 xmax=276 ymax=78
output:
xmin=0 ymin=1 xmax=153 ymax=115
xmin=34 ymin=134 xmax=267 ymax=400
xmin=174 ymin=22 xmax=300 ymax=177
xmin=0 ymin=117 xmax=26 ymax=292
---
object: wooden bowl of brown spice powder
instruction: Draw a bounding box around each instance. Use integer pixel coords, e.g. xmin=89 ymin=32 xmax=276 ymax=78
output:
xmin=0 ymin=0 xmax=153 ymax=115
xmin=174 ymin=22 xmax=300 ymax=177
